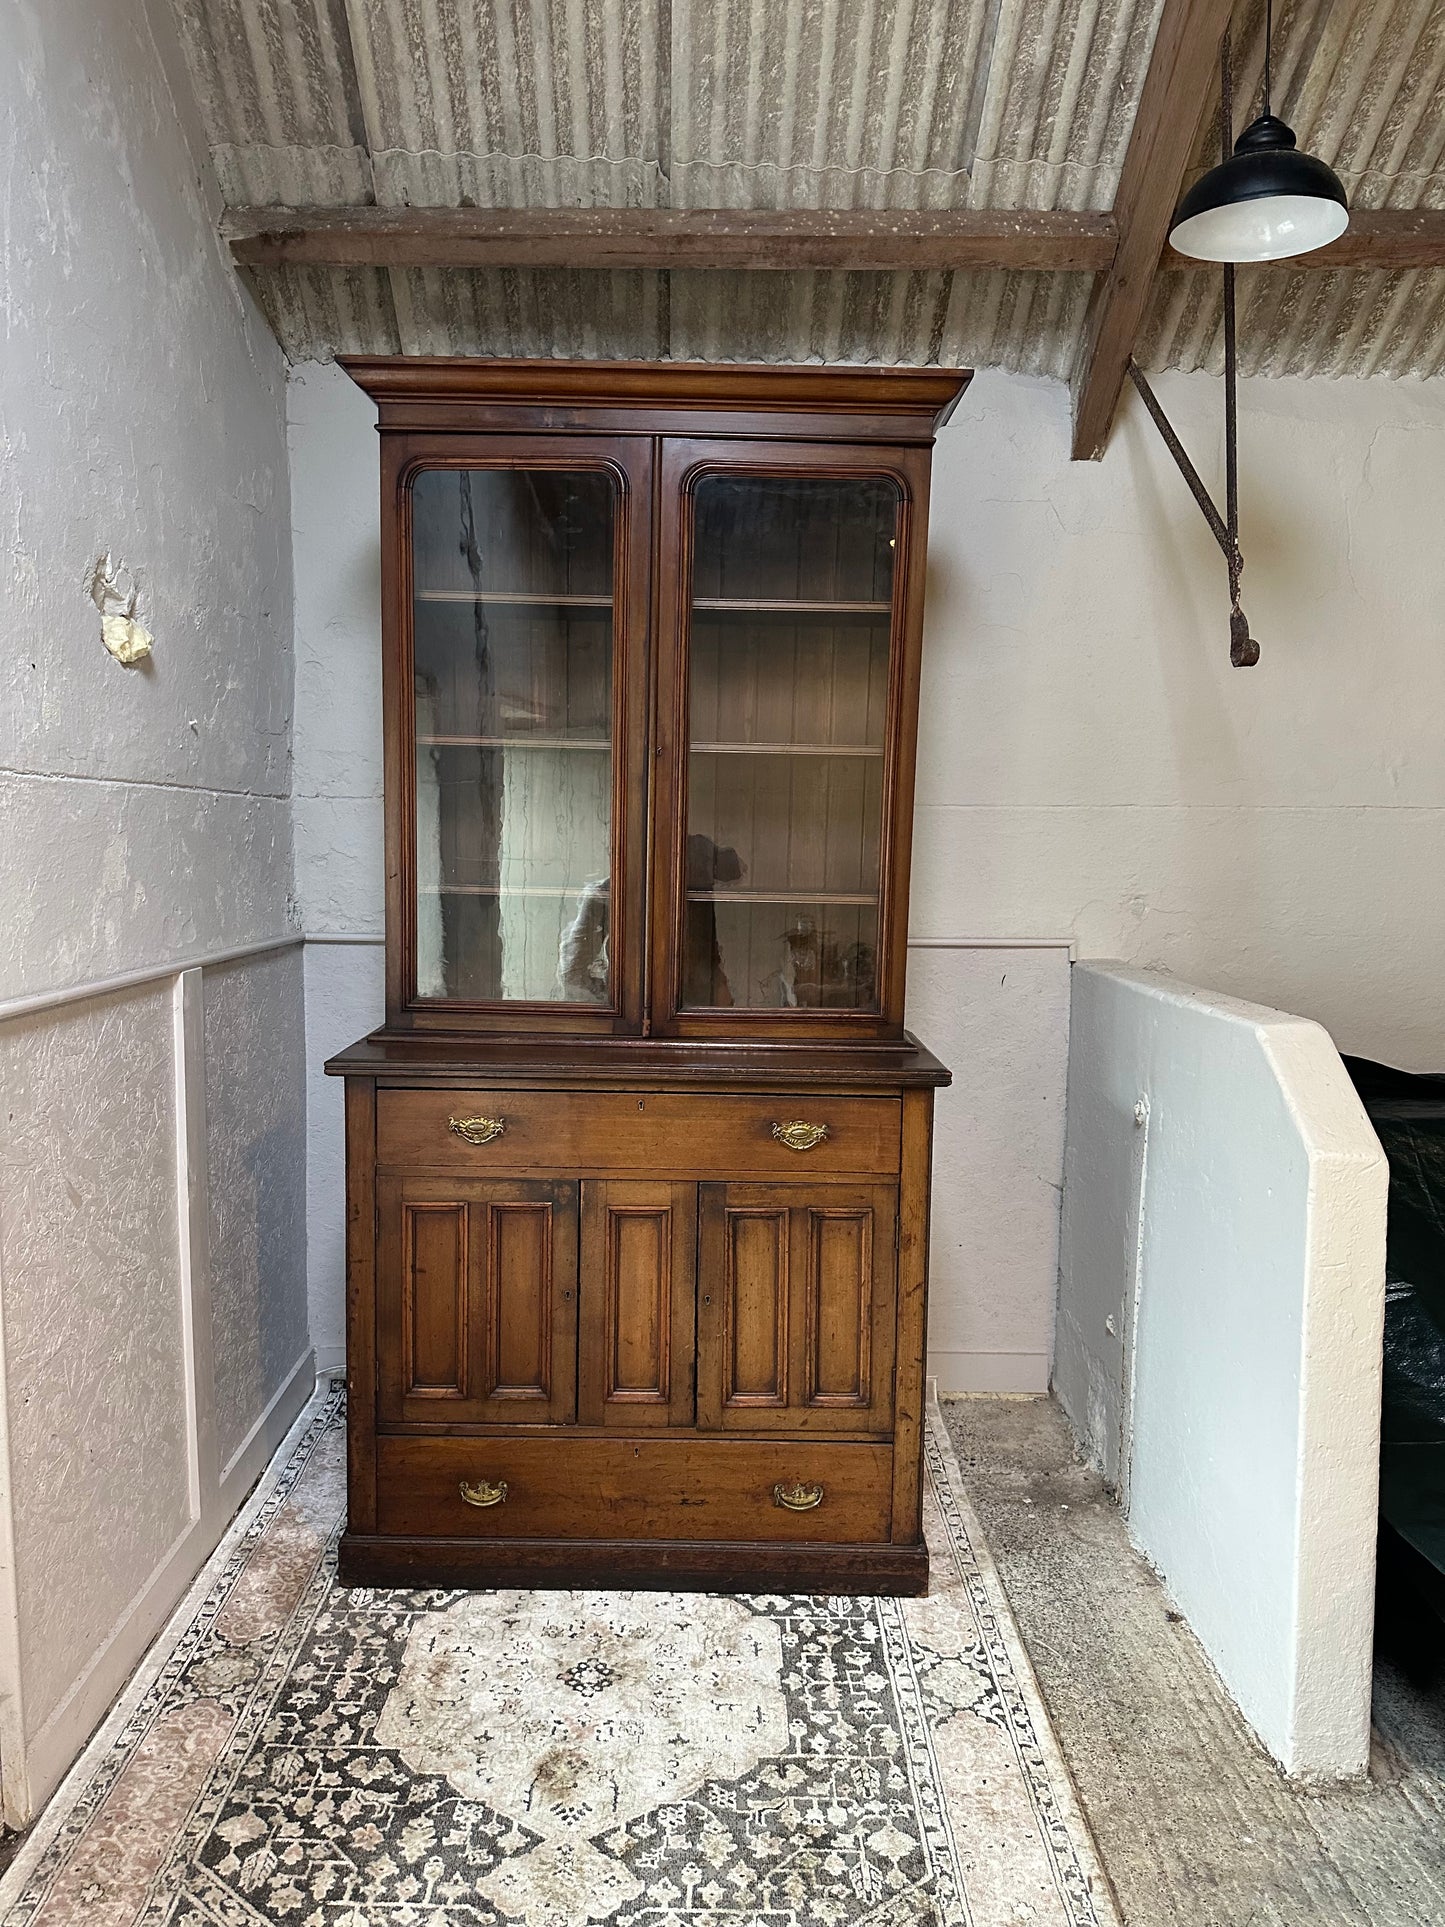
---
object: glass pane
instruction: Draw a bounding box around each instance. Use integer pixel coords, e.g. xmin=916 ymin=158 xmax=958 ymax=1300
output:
xmin=411 ymin=467 xmax=616 ymax=1004
xmin=683 ymin=473 xmax=899 ymax=1011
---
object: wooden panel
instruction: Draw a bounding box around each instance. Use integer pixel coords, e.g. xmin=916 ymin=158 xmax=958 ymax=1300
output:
xmin=725 ymin=1206 xmax=790 ymax=1408
xmin=486 ymin=1201 xmax=554 ymax=1400
xmin=608 ymin=1211 xmax=667 ymax=1392
xmin=804 ymin=1207 xmax=872 ymax=1407
xmin=378 ymin=1087 xmax=901 ymax=1177
xmin=698 ymin=1182 xmax=896 ymax=1433
xmin=579 ymin=1181 xmax=696 ymax=1426
xmin=402 ymin=1202 xmax=468 ymax=1399
xmin=343 ymin=1079 xmax=378 ymax=1534
xmin=378 ymin=1175 xmax=578 ymax=1426
xmin=796 ymin=1186 xmax=897 ymax=1432
xmin=891 ymin=1088 xmax=935 ymax=1545
xmin=374 ymin=1434 xmax=893 ymax=1544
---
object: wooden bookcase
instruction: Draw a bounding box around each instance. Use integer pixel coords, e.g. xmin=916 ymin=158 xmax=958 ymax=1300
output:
xmin=327 ymin=359 xmax=968 ymax=1594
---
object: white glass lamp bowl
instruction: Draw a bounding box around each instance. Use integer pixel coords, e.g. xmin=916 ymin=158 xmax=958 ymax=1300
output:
xmin=1170 ymin=116 xmax=1349 ymax=263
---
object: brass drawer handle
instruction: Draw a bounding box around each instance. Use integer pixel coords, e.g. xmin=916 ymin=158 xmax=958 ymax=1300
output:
xmin=459 ymin=1478 xmax=508 ymax=1509
xmin=448 ymin=1114 xmax=506 ymax=1146
xmin=464 ymin=1479 xmax=516 ymax=1510
xmin=772 ymin=1119 xmax=829 ymax=1153
xmin=773 ymin=1480 xmax=825 ymax=1512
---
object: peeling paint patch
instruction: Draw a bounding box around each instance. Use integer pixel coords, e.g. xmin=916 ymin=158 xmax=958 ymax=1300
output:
xmin=89 ymin=553 xmax=153 ymax=666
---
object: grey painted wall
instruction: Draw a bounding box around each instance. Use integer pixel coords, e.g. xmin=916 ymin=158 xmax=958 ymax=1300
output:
xmin=0 ymin=0 xmax=310 ymax=1822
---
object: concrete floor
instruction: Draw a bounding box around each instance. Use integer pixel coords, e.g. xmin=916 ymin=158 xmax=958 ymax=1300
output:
xmin=943 ymin=1394 xmax=1445 ymax=1927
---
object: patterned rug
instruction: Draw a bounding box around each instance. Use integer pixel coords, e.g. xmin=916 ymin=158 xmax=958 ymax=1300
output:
xmin=3 ymin=1383 xmax=1119 ymax=1927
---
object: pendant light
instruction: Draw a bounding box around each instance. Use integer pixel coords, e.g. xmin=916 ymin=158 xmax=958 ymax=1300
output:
xmin=1169 ymin=0 xmax=1348 ymax=263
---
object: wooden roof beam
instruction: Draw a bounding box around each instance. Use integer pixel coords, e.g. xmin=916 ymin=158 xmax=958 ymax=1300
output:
xmin=223 ymin=205 xmax=1119 ymax=274
xmin=1070 ymin=0 xmax=1235 ymax=461
xmin=224 ymin=201 xmax=1445 ymax=277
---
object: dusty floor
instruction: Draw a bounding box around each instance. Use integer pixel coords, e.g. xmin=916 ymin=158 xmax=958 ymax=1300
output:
xmin=943 ymin=1394 xmax=1445 ymax=1927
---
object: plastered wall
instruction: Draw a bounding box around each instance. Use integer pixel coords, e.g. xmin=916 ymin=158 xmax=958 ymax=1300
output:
xmin=291 ymin=357 xmax=1445 ymax=1396
xmin=0 ymin=0 xmax=308 ymax=1822
xmin=916 ymin=366 xmax=1445 ymax=1073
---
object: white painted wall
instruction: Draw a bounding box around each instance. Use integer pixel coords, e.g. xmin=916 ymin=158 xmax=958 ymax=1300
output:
xmin=906 ymin=946 xmax=1071 ymax=1393
xmin=916 ymin=367 xmax=1445 ymax=1076
xmin=0 ymin=0 xmax=308 ymax=1822
xmin=1055 ymin=963 xmax=1387 ymax=1778
xmin=291 ymin=359 xmax=1445 ymax=1395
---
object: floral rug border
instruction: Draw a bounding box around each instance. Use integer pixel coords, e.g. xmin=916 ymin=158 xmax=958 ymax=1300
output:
xmin=920 ymin=1408 xmax=1118 ymax=1925
xmin=0 ymin=1382 xmax=347 ymax=1921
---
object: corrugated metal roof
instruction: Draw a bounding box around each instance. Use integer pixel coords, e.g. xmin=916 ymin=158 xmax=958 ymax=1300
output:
xmin=173 ymin=0 xmax=1445 ymax=374
xmin=174 ymin=0 xmax=372 ymax=203
xmin=1143 ymin=0 xmax=1445 ymax=375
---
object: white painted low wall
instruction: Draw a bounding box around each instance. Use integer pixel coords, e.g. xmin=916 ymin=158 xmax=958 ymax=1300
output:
xmin=1055 ymin=963 xmax=1387 ymax=1780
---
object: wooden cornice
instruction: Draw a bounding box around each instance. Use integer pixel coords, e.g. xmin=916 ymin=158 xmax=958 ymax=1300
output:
xmin=340 ymin=355 xmax=973 ymax=440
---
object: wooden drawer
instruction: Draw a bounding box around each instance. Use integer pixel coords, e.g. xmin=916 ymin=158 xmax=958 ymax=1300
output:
xmin=375 ymin=1435 xmax=893 ymax=1543
xmin=377 ymin=1088 xmax=901 ymax=1179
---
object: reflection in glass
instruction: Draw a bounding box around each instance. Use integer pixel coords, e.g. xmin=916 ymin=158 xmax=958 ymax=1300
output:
xmin=683 ymin=473 xmax=899 ymax=1011
xmin=411 ymin=467 xmax=616 ymax=1004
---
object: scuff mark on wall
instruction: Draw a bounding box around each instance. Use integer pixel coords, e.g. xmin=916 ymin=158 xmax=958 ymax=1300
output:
xmin=89 ymin=553 xmax=153 ymax=666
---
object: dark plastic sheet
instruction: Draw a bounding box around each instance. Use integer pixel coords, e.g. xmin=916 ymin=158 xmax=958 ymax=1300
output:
xmin=1345 ymin=1058 xmax=1445 ymax=1584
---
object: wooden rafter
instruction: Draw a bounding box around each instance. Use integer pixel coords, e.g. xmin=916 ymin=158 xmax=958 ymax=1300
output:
xmin=224 ymin=205 xmax=1118 ymax=274
xmin=1070 ymin=0 xmax=1235 ymax=461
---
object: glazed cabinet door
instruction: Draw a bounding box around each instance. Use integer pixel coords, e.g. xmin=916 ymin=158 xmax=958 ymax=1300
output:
xmin=652 ymin=438 xmax=932 ymax=1038
xmin=578 ymin=1181 xmax=697 ymax=1426
xmin=696 ymin=1183 xmax=897 ymax=1433
xmin=377 ymin=1175 xmax=578 ymax=1425
xmin=386 ymin=435 xmax=653 ymax=1032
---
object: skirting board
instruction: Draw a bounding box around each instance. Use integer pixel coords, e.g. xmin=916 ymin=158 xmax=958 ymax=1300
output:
xmin=12 ymin=1349 xmax=315 ymax=1827
xmin=929 ymin=1349 xmax=1050 ymax=1395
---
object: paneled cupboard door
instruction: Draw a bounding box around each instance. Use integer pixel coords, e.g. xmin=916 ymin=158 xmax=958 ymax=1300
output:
xmin=377 ymin=1175 xmax=579 ymax=1425
xmin=387 ymin=436 xmax=653 ymax=1032
xmin=578 ymin=1181 xmax=697 ymax=1426
xmin=696 ymin=1183 xmax=898 ymax=1433
xmin=652 ymin=439 xmax=932 ymax=1038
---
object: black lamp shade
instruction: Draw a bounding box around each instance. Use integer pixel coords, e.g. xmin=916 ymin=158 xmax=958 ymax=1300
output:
xmin=1169 ymin=115 xmax=1349 ymax=262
